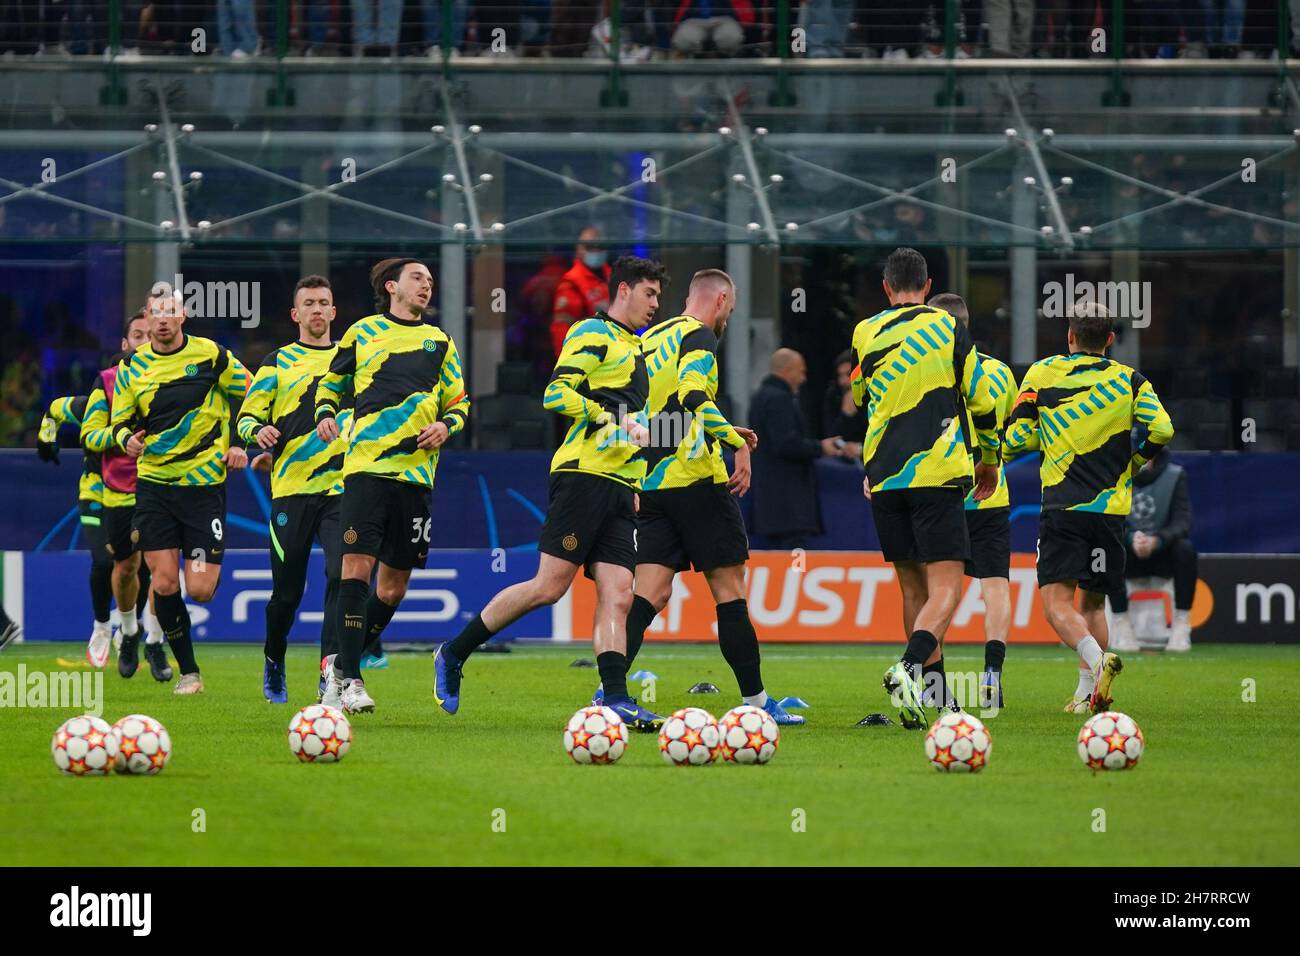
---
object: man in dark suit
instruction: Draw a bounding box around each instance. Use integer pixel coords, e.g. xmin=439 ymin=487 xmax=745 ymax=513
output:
xmin=748 ymin=348 xmax=841 ymax=550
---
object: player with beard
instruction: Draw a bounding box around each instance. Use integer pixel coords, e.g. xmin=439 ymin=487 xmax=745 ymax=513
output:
xmin=315 ymin=259 xmax=470 ymax=715
xmin=109 ymin=288 xmax=251 ymax=696
xmin=434 ymin=256 xmax=664 ymax=729
xmin=594 ymin=269 xmax=806 ymax=725
xmin=237 ymin=275 xmax=350 ymax=703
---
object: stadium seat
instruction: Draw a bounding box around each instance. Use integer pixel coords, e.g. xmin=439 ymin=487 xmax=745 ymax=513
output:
xmin=475 ymin=393 xmax=553 ymax=451
xmin=496 ymin=362 xmax=535 ymax=396
xmin=1194 ymin=423 xmax=1232 ymax=451
xmin=1170 ymin=368 xmax=1208 ymax=398
xmin=1263 ymin=367 xmax=1299 ymax=398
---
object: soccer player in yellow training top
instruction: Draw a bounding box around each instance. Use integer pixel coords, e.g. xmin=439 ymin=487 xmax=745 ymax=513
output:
xmin=314 ymin=259 xmax=469 ymax=715
xmin=433 ymin=256 xmax=664 ymax=728
xmin=237 ymin=275 xmax=351 ymax=704
xmin=1004 ymin=301 xmax=1174 ymax=715
xmin=109 ymin=290 xmax=251 ymax=696
xmin=594 ymin=269 xmax=804 ymax=726
xmin=850 ymin=248 xmax=1001 ymax=729
xmin=927 ymin=292 xmax=1017 ymax=711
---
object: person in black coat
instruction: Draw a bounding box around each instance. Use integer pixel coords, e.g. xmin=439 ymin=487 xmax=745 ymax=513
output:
xmin=748 ymin=348 xmax=842 ymax=550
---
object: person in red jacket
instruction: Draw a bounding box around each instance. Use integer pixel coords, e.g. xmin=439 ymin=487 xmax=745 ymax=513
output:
xmin=550 ymin=226 xmax=612 ymax=357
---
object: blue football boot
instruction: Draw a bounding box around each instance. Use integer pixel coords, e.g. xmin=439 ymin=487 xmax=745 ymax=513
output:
xmin=263 ymin=658 xmax=288 ymax=704
xmin=603 ymin=695 xmax=664 ymax=733
xmin=761 ymin=695 xmax=806 ymax=725
xmin=433 ymin=646 xmax=463 ymax=714
xmin=591 ymin=683 xmax=604 ymax=705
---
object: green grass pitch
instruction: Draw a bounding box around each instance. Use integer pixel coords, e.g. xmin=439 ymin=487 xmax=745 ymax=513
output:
xmin=2 ymin=642 xmax=1297 ymax=866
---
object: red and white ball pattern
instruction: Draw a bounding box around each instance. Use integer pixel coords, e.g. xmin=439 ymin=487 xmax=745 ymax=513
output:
xmin=925 ymin=711 xmax=992 ymax=773
xmin=51 ymin=715 xmax=119 ymax=776
xmin=111 ymin=714 xmax=172 ymax=775
xmin=288 ymin=704 xmax=352 ymax=763
xmin=1077 ymin=711 xmax=1144 ymax=771
xmin=564 ymin=706 xmax=628 ymax=764
xmin=718 ymin=705 xmax=779 ymax=765
xmin=659 ymin=707 xmax=721 ymax=766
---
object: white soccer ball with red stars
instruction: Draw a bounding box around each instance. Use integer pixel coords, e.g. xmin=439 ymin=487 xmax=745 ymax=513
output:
xmin=659 ymin=707 xmax=721 ymax=766
xmin=1078 ymin=711 xmax=1144 ymax=771
xmin=718 ymin=705 xmax=779 ymax=765
xmin=288 ymin=704 xmax=352 ymax=763
xmin=51 ymin=715 xmax=119 ymax=776
xmin=111 ymin=714 xmax=172 ymax=775
xmin=924 ymin=711 xmax=992 ymax=773
xmin=563 ymin=705 xmax=628 ymax=764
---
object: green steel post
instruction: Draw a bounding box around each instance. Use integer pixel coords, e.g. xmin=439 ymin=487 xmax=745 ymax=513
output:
xmin=601 ymin=0 xmax=627 ymax=107
xmin=101 ymin=0 xmax=125 ymax=105
xmin=771 ymin=0 xmax=793 ymax=106
xmin=1105 ymin=0 xmax=1129 ymax=106
xmin=270 ymin=0 xmax=295 ymax=106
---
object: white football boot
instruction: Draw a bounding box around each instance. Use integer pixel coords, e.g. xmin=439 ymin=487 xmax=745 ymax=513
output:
xmin=1167 ymin=611 xmax=1192 ymax=652
xmin=174 ymin=673 xmax=204 ymax=695
xmin=87 ymin=622 xmax=112 ymax=669
xmin=341 ymin=678 xmax=375 ymax=715
xmin=320 ymin=654 xmax=344 ymax=708
xmin=1109 ymin=612 xmax=1140 ymax=653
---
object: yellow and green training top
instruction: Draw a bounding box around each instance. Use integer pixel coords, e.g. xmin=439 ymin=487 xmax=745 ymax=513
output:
xmin=639 ymin=315 xmax=745 ymax=491
xmin=109 ymin=334 xmax=249 ymax=486
xmin=40 ymin=395 xmax=103 ymax=504
xmin=543 ymin=311 xmax=650 ymax=489
xmin=1003 ymin=352 xmax=1175 ymax=514
xmin=314 ymin=313 xmax=469 ymax=490
xmin=237 ymin=340 xmax=351 ymax=498
xmin=961 ymin=352 xmax=1017 ymax=511
xmin=81 ymin=379 xmax=136 ymax=508
xmin=850 ymin=303 xmax=1000 ymax=491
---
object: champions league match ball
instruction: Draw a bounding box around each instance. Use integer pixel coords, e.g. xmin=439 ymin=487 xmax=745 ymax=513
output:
xmin=718 ymin=705 xmax=779 ymax=765
xmin=51 ymin=715 xmax=119 ymax=776
xmin=924 ymin=712 xmax=992 ymax=773
xmin=563 ymin=706 xmax=628 ymax=764
xmin=111 ymin=714 xmax=172 ymax=775
xmin=1078 ymin=711 xmax=1144 ymax=771
xmin=659 ymin=707 xmax=722 ymax=766
xmin=288 ymin=704 xmax=352 ymax=763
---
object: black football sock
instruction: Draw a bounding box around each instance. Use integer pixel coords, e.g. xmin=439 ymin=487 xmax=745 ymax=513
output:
xmin=90 ymin=559 xmax=113 ymax=624
xmin=320 ymin=576 xmax=341 ymax=660
xmin=597 ymin=651 xmax=630 ymax=702
xmin=135 ymin=562 xmax=151 ymax=617
xmin=984 ymin=639 xmax=1007 ymax=672
xmin=154 ymin=590 xmax=198 ymax=674
xmin=263 ymin=596 xmax=294 ymax=666
xmin=624 ymin=595 xmax=657 ymax=668
xmin=922 ymin=658 xmax=949 ymax=709
xmin=444 ymin=613 xmax=495 ymax=663
xmin=902 ymin=629 xmax=939 ymax=679
xmin=336 ymin=578 xmax=369 ymax=680
xmin=717 ymin=599 xmax=764 ymax=698
xmin=362 ymin=593 xmax=397 ymax=657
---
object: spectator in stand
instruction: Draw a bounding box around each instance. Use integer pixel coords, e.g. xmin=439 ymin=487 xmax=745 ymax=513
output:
xmin=1196 ymin=0 xmax=1247 ymax=58
xmin=1108 ymin=447 xmax=1197 ymax=653
xmin=748 ymin=348 xmax=842 ymax=551
xmin=301 ymin=1 xmax=341 ymax=54
xmin=423 ymin=0 xmax=468 ymax=57
xmin=670 ymin=0 xmax=752 ymax=57
xmin=986 ymin=0 xmax=1034 ymax=57
xmin=547 ymin=0 xmax=600 ymax=56
xmin=821 ymin=349 xmax=866 ymax=454
xmin=550 ymin=226 xmax=612 ymax=357
xmin=218 ymin=0 xmax=260 ymax=57
xmin=352 ymin=0 xmax=402 ymax=55
xmin=1291 ymin=0 xmax=1300 ymax=57
xmin=801 ymin=0 xmax=854 ymax=57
